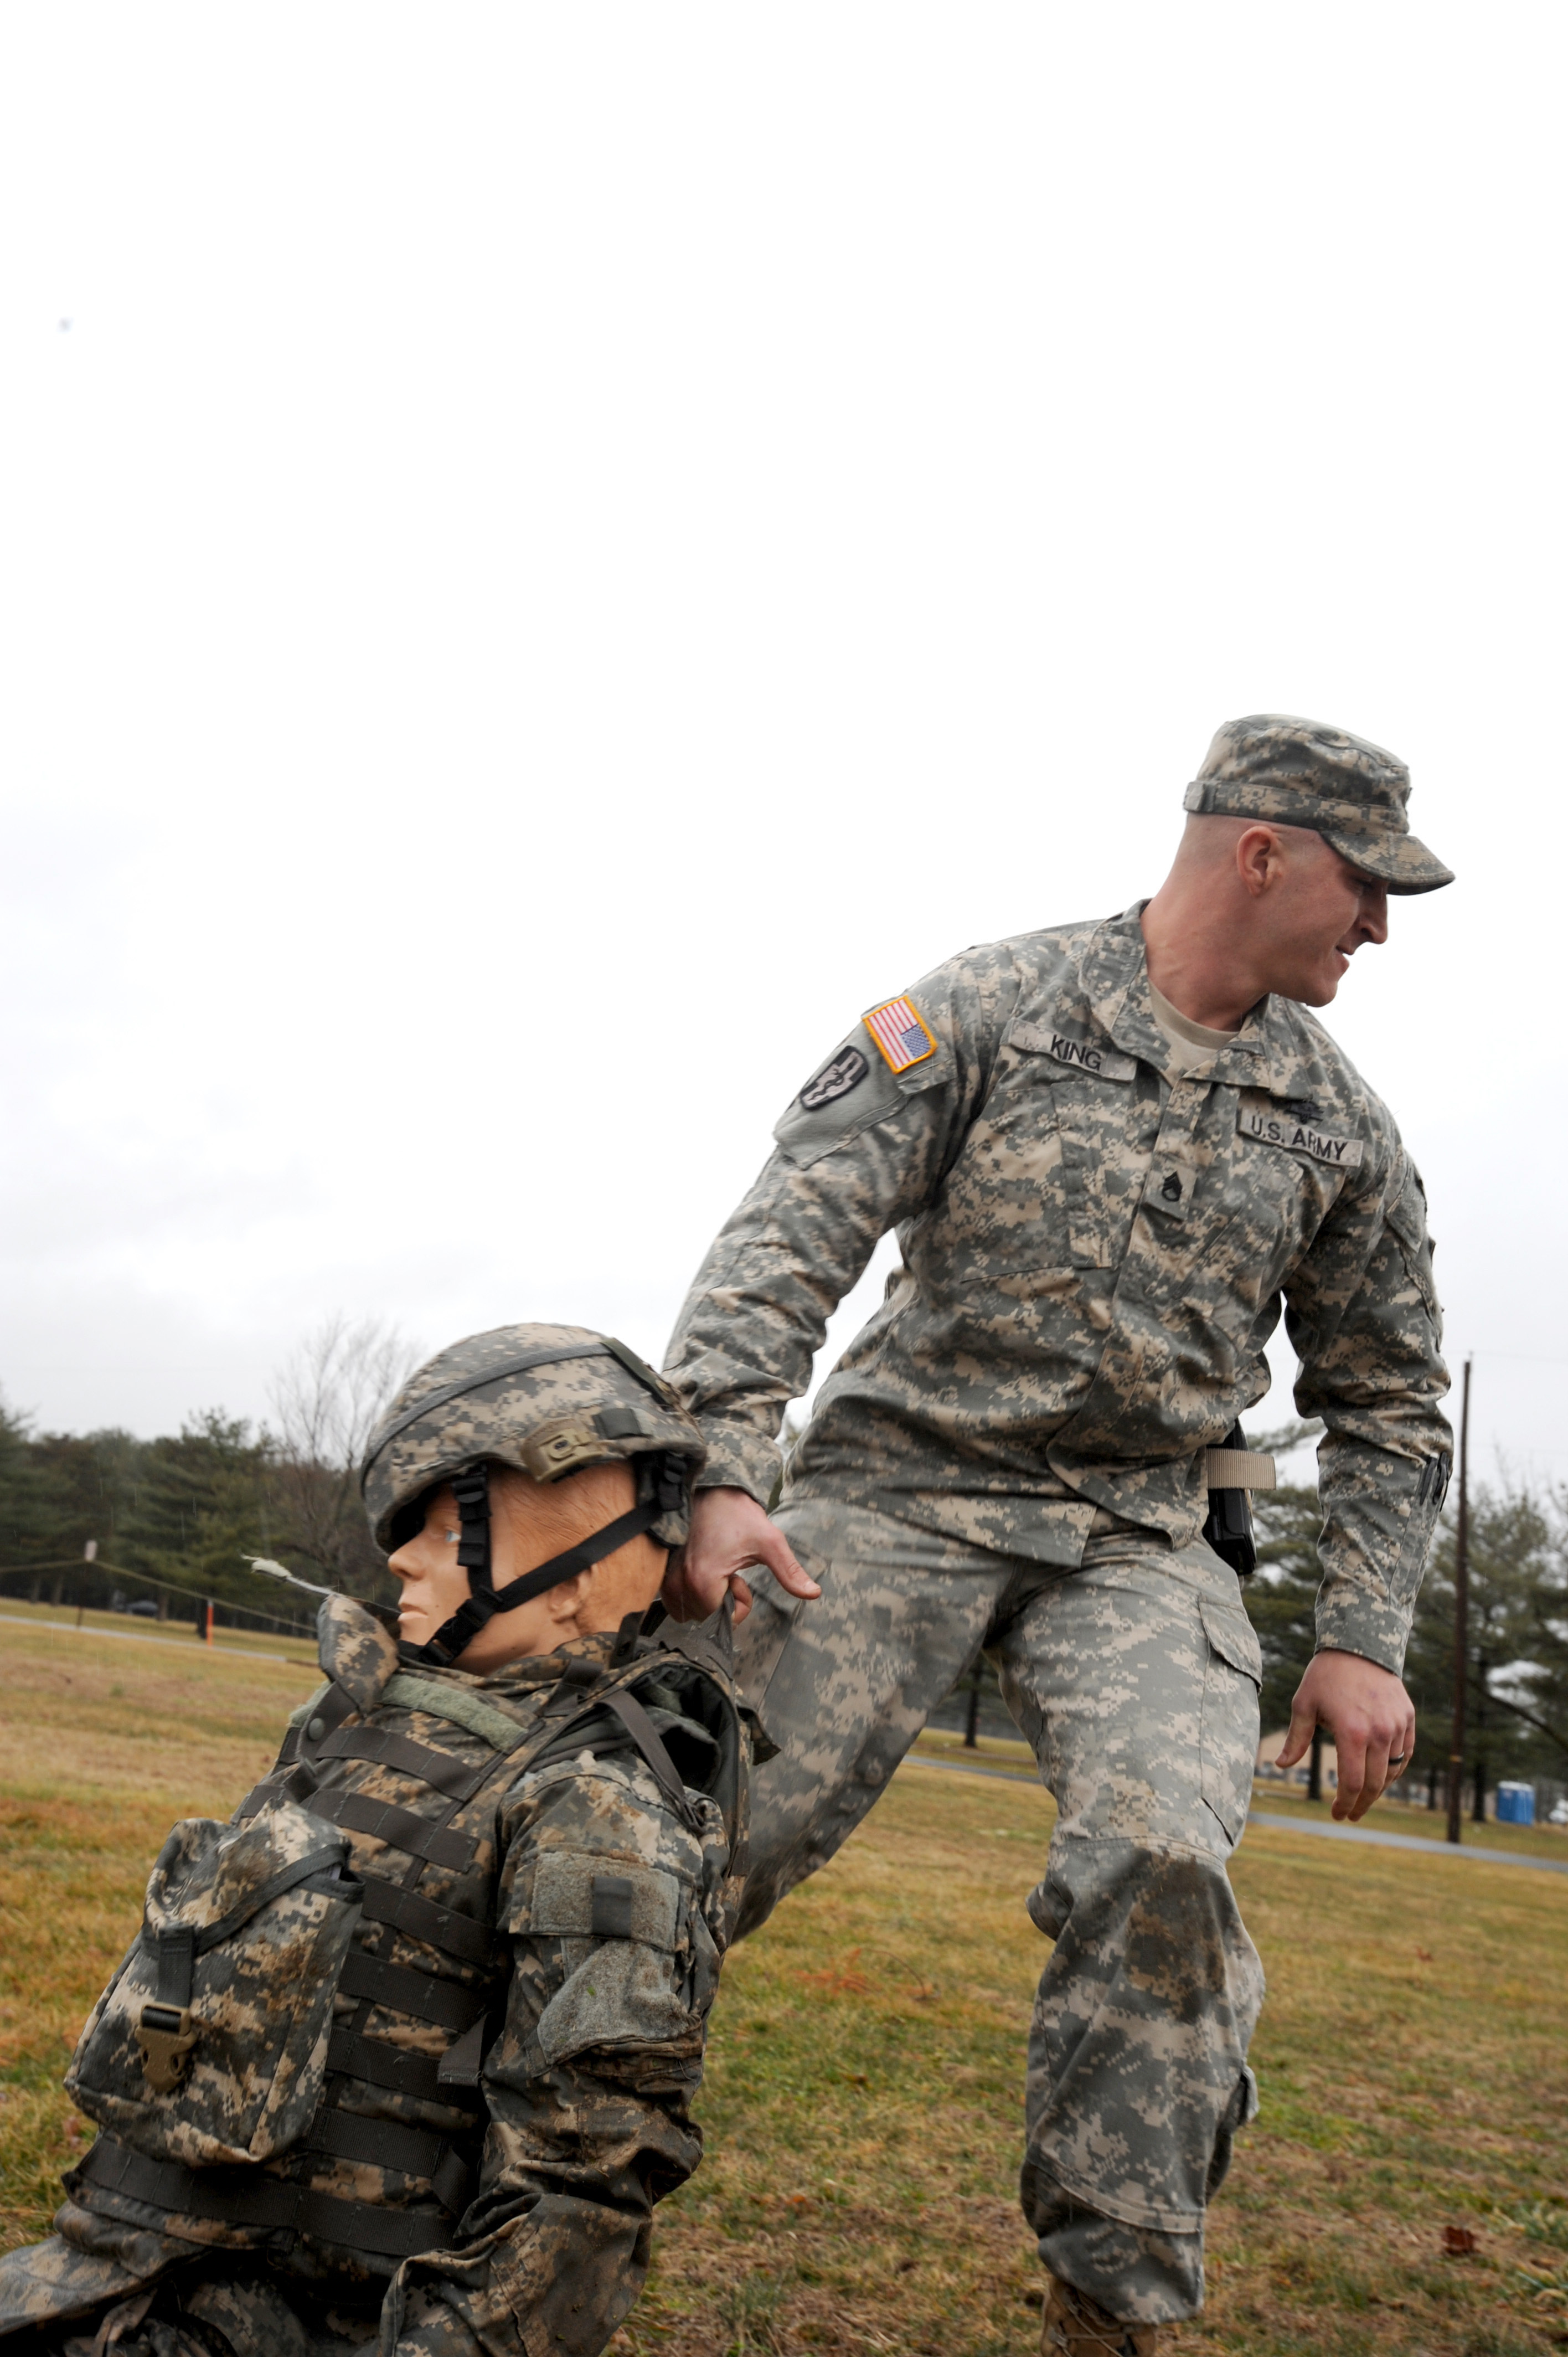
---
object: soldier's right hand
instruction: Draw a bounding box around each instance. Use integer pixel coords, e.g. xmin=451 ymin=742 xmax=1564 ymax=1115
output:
xmin=662 ymin=1485 xmax=822 ymax=1624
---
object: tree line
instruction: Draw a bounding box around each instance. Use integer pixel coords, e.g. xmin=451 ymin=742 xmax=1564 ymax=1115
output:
xmin=0 ymin=1319 xmax=413 ymax=1636
xmin=8 ymin=1347 xmax=1567 ymax=1805
xmin=1249 ymin=1421 xmax=1568 ymax=1815
xmin=932 ymin=1418 xmax=1568 ymax=1808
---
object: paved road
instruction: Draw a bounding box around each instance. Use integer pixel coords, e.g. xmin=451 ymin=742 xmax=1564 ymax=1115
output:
xmin=1245 ymin=1809 xmax=1568 ymax=1875
xmin=0 ymin=1609 xmax=308 ymax=1668
xmin=904 ymin=1751 xmax=1568 ymax=1879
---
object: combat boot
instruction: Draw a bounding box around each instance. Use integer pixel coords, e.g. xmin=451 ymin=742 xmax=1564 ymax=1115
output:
xmin=1040 ymin=2273 xmax=1159 ymax=2357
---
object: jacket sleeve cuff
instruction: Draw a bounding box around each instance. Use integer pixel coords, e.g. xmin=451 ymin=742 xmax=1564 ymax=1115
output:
xmin=692 ymin=1426 xmax=782 ymax=1507
xmin=1311 ymin=1614 xmax=1407 ymax=1678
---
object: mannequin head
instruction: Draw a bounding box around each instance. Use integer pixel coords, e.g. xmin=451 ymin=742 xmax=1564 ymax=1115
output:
xmin=388 ymin=1458 xmax=668 ymax=1672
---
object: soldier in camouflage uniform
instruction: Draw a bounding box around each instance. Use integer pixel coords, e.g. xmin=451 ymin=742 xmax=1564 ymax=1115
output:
xmin=662 ymin=717 xmax=1454 ymax=2351
xmin=0 ymin=1325 xmax=747 ymax=2357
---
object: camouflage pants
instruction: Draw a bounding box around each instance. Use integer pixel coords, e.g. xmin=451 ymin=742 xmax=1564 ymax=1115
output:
xmin=734 ymin=1496 xmax=1266 ymax=2326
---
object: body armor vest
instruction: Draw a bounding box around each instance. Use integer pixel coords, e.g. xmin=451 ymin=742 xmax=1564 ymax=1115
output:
xmin=66 ymin=1599 xmax=744 ymax=2280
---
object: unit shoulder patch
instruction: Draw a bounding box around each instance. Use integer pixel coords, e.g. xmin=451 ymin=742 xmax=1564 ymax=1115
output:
xmin=1009 ymin=1019 xmax=1137 ymax=1083
xmin=1238 ymin=1098 xmax=1364 ymax=1170
xmin=798 ymin=1047 xmax=870 ymax=1111
xmin=863 ymin=996 xmax=936 ymax=1075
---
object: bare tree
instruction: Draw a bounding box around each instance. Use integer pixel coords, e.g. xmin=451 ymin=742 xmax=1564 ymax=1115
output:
xmin=267 ymin=1315 xmax=420 ymax=1589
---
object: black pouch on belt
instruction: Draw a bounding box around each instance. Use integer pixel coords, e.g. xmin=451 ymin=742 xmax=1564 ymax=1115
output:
xmin=1202 ymin=1423 xmax=1277 ymax=1579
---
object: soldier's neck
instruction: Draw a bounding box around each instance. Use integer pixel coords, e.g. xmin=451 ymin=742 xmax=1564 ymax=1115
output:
xmin=1139 ymin=882 xmax=1266 ymax=1033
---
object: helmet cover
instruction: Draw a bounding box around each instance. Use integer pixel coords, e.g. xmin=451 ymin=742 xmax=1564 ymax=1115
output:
xmin=361 ymin=1324 xmax=705 ymax=1554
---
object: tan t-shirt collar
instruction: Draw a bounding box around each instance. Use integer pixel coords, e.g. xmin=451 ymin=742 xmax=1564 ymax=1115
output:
xmin=1146 ymin=978 xmax=1240 ymax=1077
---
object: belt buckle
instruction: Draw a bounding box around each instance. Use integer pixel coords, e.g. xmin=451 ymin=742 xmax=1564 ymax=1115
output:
xmin=136 ymin=2003 xmax=199 ymax=2091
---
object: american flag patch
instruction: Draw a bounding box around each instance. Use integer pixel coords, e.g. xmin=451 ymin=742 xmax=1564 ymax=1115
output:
xmin=863 ymin=995 xmax=936 ymax=1074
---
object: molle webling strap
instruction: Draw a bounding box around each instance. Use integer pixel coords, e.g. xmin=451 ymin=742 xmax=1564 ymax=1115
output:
xmin=453 ymin=1471 xmax=493 ymax=1594
xmin=597 ymin=1686 xmax=702 ymax=1833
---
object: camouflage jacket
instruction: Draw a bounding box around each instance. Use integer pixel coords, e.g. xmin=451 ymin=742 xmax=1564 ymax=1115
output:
xmin=665 ymin=908 xmax=1452 ymax=1673
xmin=56 ymin=1596 xmax=745 ymax=2357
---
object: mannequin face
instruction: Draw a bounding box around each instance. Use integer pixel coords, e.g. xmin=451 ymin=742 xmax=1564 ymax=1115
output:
xmin=389 ymin=1484 xmax=575 ymax=1669
xmin=387 ymin=1459 xmax=667 ymax=1672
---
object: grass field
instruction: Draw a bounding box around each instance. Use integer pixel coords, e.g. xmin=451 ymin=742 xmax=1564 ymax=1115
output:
xmin=0 ymin=1596 xmax=320 ymax=1666
xmin=4 ymin=1624 xmax=1567 ymax=2356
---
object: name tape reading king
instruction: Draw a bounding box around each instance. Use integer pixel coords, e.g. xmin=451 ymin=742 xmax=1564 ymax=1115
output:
xmin=1010 ymin=1022 xmax=1137 ymax=1083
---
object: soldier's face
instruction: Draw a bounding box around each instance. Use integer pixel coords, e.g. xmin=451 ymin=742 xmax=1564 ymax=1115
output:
xmin=1256 ymin=832 xmax=1388 ymax=1006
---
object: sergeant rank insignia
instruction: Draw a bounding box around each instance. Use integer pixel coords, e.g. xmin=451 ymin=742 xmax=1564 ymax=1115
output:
xmin=863 ymin=995 xmax=936 ymax=1074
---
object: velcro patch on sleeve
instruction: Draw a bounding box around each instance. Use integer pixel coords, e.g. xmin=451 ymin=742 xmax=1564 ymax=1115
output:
xmin=524 ymin=1851 xmax=682 ymax=1949
xmin=1238 ymin=1098 xmax=1364 ymax=1170
xmin=1009 ymin=1020 xmax=1136 ymax=1082
xmin=590 ymin=1874 xmax=636 ymax=1938
xmin=863 ymin=996 xmax=936 ymax=1075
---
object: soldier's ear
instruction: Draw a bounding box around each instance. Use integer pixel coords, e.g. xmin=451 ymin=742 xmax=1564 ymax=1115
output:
xmin=1234 ymin=824 xmax=1286 ymax=898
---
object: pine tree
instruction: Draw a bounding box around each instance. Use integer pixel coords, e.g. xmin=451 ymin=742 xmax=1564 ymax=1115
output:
xmin=0 ymin=1394 xmax=55 ymax=1584
xmin=1238 ymin=1419 xmax=1324 ymax=1738
xmin=1243 ymin=1480 xmax=1322 ymax=1739
xmin=1404 ymin=1486 xmax=1564 ymax=1810
xmin=119 ymin=1412 xmax=277 ymax=1622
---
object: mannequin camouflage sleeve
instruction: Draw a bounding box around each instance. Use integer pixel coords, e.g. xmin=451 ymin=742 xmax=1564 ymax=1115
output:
xmin=666 ymin=908 xmax=1452 ymax=1674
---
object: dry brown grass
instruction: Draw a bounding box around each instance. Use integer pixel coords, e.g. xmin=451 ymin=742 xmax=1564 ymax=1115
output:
xmin=4 ymin=1624 xmax=1567 ymax=2355
xmin=628 ymin=1765 xmax=1568 ymax=2357
xmin=0 ymin=1623 xmax=321 ymax=2237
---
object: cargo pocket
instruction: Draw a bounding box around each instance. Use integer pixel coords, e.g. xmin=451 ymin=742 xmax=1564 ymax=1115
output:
xmin=1198 ymin=1597 xmax=1262 ymax=1846
xmin=65 ymin=1802 xmax=362 ymax=2167
xmin=734 ymin=1546 xmax=822 ymax=1731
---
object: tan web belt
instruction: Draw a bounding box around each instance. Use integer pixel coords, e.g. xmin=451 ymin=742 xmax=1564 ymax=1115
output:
xmin=1203 ymin=1450 xmax=1276 ymax=1491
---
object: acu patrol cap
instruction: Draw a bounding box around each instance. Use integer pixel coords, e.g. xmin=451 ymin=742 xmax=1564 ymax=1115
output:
xmin=1183 ymin=714 xmax=1453 ymax=895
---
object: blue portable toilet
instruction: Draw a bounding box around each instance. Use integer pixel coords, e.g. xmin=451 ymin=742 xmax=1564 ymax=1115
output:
xmin=1495 ymin=1781 xmax=1536 ymax=1825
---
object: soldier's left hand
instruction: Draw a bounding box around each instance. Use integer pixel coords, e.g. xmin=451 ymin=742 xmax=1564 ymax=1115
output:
xmin=1276 ymin=1649 xmax=1416 ymax=1821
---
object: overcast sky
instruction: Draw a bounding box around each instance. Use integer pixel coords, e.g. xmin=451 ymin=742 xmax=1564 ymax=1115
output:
xmin=0 ymin=6 xmax=1563 ymax=1496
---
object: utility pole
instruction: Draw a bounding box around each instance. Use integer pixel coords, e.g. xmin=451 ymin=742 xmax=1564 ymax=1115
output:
xmin=963 ymin=1660 xmax=983 ymax=1749
xmin=1472 ymin=1648 xmax=1488 ymax=1825
xmin=1446 ymin=1355 xmax=1472 ymax=1846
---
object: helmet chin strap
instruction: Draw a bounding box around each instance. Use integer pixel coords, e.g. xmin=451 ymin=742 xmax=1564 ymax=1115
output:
xmin=400 ymin=1463 xmax=663 ymax=1670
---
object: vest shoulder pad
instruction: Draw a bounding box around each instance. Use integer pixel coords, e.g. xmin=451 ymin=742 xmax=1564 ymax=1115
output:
xmin=316 ymin=1593 xmax=400 ymax=1714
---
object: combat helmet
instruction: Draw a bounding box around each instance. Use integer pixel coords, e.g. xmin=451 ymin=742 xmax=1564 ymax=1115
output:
xmin=360 ymin=1324 xmax=705 ymax=1669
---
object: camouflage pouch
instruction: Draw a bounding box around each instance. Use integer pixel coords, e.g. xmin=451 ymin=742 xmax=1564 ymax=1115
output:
xmin=65 ymin=1801 xmax=362 ymax=2168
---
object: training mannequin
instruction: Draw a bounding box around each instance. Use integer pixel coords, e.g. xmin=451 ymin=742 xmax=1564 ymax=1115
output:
xmin=0 ymin=1325 xmax=747 ymax=2357
xmin=391 ymin=1460 xmax=671 ymax=1670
